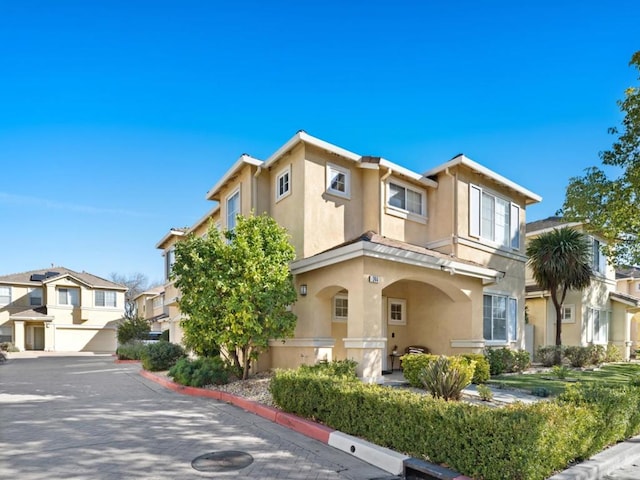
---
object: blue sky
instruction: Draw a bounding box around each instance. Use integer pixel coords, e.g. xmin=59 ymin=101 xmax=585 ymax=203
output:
xmin=1 ymin=1 xmax=638 ymax=284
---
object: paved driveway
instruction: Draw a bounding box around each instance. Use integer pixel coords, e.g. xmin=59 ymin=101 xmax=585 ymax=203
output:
xmin=0 ymin=355 xmax=393 ymax=479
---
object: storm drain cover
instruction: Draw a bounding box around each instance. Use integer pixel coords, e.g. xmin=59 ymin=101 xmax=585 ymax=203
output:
xmin=191 ymin=451 xmax=254 ymax=472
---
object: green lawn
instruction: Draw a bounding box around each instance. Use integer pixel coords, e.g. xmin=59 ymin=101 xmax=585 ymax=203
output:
xmin=489 ymin=363 xmax=640 ymax=396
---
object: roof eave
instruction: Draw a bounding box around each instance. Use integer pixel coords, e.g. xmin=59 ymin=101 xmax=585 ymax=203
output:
xmin=205 ymin=154 xmax=263 ymax=201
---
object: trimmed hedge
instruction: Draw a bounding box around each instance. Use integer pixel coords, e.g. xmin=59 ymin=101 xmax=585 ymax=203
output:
xmin=116 ymin=341 xmax=147 ymax=360
xmin=140 ymin=342 xmax=185 ymax=371
xmin=401 ymin=353 xmax=489 ymax=386
xmin=271 ymin=367 xmax=640 ymax=480
xmin=169 ymin=356 xmax=229 ymax=387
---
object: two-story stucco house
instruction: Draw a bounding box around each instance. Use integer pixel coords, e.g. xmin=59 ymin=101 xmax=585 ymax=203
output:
xmin=158 ymin=131 xmax=541 ymax=382
xmin=616 ymin=266 xmax=640 ymax=355
xmin=133 ymin=285 xmax=168 ymax=332
xmin=0 ymin=267 xmax=126 ymax=352
xmin=525 ymin=217 xmax=640 ymax=360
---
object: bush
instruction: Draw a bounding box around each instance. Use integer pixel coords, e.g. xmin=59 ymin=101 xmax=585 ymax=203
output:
xmin=418 ymin=355 xmax=475 ymax=401
xmin=140 ymin=342 xmax=185 ymax=371
xmin=461 ymin=353 xmax=490 ymax=384
xmin=477 ymin=384 xmax=493 ymax=401
xmin=536 ymin=345 xmax=562 ymax=367
xmin=269 ymin=367 xmax=600 ymax=480
xmin=605 ymin=344 xmax=623 ymax=363
xmin=564 ymin=346 xmax=592 ymax=367
xmin=116 ymin=341 xmax=147 ymax=360
xmin=169 ymin=356 xmax=229 ymax=387
xmin=484 ymin=347 xmax=529 ymax=375
xmin=299 ymin=359 xmax=358 ymax=379
xmin=588 ymin=344 xmax=606 ymax=365
xmin=514 ymin=350 xmax=531 ymax=372
xmin=0 ymin=342 xmax=19 ymax=352
xmin=552 ymin=365 xmax=570 ymax=380
xmin=400 ymin=353 xmax=438 ymax=387
xmin=117 ymin=316 xmax=150 ymax=344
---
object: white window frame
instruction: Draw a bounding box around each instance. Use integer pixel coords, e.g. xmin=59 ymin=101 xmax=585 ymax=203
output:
xmin=95 ymin=290 xmax=117 ymax=308
xmin=165 ymin=247 xmax=176 ymax=281
xmin=333 ymin=294 xmax=348 ymax=322
xmin=226 ymin=187 xmax=241 ymax=231
xmin=0 ymin=286 xmax=11 ymax=305
xmin=326 ymin=163 xmax=350 ymax=199
xmin=469 ymin=184 xmax=520 ymax=250
xmin=589 ymin=307 xmax=610 ymax=344
xmin=58 ymin=287 xmax=79 ymax=307
xmin=275 ymin=166 xmax=291 ymax=202
xmin=29 ymin=287 xmax=43 ymax=306
xmin=561 ymin=304 xmax=575 ymax=324
xmin=385 ymin=178 xmax=427 ymax=222
xmin=483 ymin=293 xmax=518 ymax=344
xmin=388 ymin=298 xmax=407 ymax=325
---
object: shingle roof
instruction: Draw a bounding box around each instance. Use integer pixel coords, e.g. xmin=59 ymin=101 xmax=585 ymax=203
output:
xmin=525 ymin=216 xmax=570 ymax=233
xmin=610 ymin=291 xmax=640 ymax=306
xmin=0 ymin=267 xmax=127 ymax=290
xmin=9 ymin=306 xmax=53 ymax=320
xmin=617 ymin=266 xmax=640 ymax=279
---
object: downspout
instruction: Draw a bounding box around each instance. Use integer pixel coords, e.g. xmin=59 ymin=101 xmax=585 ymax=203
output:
xmin=252 ymin=166 xmax=262 ymax=213
xmin=444 ymin=168 xmax=458 ymax=257
xmin=380 ymin=167 xmax=393 ymax=236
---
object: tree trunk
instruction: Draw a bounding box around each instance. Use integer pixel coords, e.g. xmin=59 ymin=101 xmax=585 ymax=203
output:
xmin=550 ymin=290 xmax=563 ymax=365
xmin=241 ymin=345 xmax=251 ymax=380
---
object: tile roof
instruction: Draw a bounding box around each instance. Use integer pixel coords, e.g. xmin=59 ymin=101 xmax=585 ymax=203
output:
xmin=0 ymin=267 xmax=127 ymax=290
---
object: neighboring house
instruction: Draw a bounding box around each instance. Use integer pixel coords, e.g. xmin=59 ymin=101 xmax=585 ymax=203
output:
xmin=616 ymin=266 xmax=640 ymax=355
xmin=157 ymin=131 xmax=541 ymax=382
xmin=525 ymin=217 xmax=640 ymax=360
xmin=0 ymin=267 xmax=126 ymax=352
xmin=133 ymin=285 xmax=168 ymax=332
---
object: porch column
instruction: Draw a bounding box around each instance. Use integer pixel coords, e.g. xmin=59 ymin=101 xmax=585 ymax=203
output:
xmin=13 ymin=320 xmax=25 ymax=351
xmin=345 ymin=274 xmax=385 ymax=384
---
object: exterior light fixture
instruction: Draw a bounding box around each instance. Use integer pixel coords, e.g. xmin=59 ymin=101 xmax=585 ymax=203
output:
xmin=299 ymin=284 xmax=307 ymax=296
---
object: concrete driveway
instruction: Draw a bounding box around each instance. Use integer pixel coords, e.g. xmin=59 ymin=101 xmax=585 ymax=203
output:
xmin=0 ymin=354 xmax=393 ymax=479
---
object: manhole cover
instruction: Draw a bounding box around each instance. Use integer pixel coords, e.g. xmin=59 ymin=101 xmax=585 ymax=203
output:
xmin=191 ymin=451 xmax=254 ymax=472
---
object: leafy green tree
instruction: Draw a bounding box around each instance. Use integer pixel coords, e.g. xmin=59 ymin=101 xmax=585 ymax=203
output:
xmin=526 ymin=227 xmax=592 ymax=364
xmin=117 ymin=316 xmax=150 ymax=344
xmin=172 ymin=213 xmax=297 ymax=379
xmin=561 ymin=51 xmax=640 ymax=266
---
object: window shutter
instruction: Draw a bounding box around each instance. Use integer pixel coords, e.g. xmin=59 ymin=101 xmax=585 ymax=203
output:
xmin=469 ymin=184 xmax=481 ymax=237
xmin=510 ymin=203 xmax=520 ymax=249
xmin=508 ymin=297 xmax=517 ymax=341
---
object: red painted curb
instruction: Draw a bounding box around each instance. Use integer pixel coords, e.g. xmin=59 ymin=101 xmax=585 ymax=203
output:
xmin=114 ymin=359 xmax=141 ymax=364
xmin=139 ymin=370 xmax=323 ymax=438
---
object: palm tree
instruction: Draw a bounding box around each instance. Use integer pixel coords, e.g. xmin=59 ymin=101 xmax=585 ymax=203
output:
xmin=526 ymin=227 xmax=593 ymax=364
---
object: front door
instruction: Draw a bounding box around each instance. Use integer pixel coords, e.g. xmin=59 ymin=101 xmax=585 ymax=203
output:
xmin=33 ymin=326 xmax=45 ymax=350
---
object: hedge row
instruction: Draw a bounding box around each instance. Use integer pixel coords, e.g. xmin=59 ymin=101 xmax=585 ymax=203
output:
xmin=270 ymin=369 xmax=640 ymax=480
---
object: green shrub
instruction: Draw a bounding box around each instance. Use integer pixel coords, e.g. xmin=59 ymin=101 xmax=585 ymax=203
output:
xmin=269 ymin=367 xmax=599 ymax=480
xmin=514 ymin=350 xmax=531 ymax=372
xmin=140 ymin=342 xmax=185 ymax=371
xmin=531 ymin=386 xmax=551 ymax=397
xmin=400 ymin=353 xmax=438 ymax=387
xmin=0 ymin=342 xmax=19 ymax=352
xmin=298 ymin=359 xmax=358 ymax=379
xmin=605 ymin=344 xmax=623 ymax=363
xmin=160 ymin=329 xmax=170 ymax=342
xmin=169 ymin=356 xmax=229 ymax=387
xmin=418 ymin=355 xmax=475 ymax=401
xmin=536 ymin=345 xmax=562 ymax=367
xmin=117 ymin=316 xmax=150 ymax=344
xmin=564 ymin=346 xmax=592 ymax=367
xmin=116 ymin=341 xmax=147 ymax=360
xmin=588 ymin=344 xmax=606 ymax=365
xmin=461 ymin=353 xmax=490 ymax=384
xmin=552 ymin=365 xmax=570 ymax=380
xmin=484 ymin=347 xmax=529 ymax=374
xmin=477 ymin=384 xmax=493 ymax=401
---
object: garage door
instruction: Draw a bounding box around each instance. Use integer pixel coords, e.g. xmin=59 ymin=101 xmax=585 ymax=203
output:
xmin=54 ymin=326 xmax=117 ymax=352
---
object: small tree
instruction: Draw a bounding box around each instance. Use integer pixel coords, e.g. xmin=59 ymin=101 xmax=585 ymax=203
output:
xmin=117 ymin=316 xmax=150 ymax=344
xmin=526 ymin=227 xmax=592 ymax=364
xmin=172 ymin=213 xmax=297 ymax=379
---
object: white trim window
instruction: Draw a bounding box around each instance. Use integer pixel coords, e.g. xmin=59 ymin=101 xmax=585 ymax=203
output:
xmin=483 ymin=294 xmax=517 ymax=343
xmin=0 ymin=286 xmax=11 ymax=305
xmin=326 ymin=163 xmax=350 ymax=198
xmin=95 ymin=290 xmax=117 ymax=308
xmin=591 ymin=237 xmax=607 ymax=275
xmin=588 ymin=307 xmax=610 ymax=344
xmin=29 ymin=287 xmax=43 ymax=306
xmin=561 ymin=304 xmax=575 ymax=324
xmin=386 ymin=179 xmax=426 ymax=220
xmin=469 ymin=184 xmax=520 ymax=250
xmin=388 ymin=298 xmax=407 ymax=325
xmin=152 ymin=296 xmax=164 ymax=310
xmin=0 ymin=325 xmax=12 ymax=343
xmin=58 ymin=287 xmax=79 ymax=307
xmin=275 ymin=166 xmax=291 ymax=202
xmin=226 ymin=188 xmax=241 ymax=231
xmin=333 ymin=294 xmax=348 ymax=322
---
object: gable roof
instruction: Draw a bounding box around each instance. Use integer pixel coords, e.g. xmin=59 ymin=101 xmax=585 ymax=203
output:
xmin=525 ymin=216 xmax=583 ymax=234
xmin=0 ymin=267 xmax=127 ymax=290
xmin=617 ymin=266 xmax=640 ymax=280
xmin=423 ymin=154 xmax=542 ymax=205
xmin=205 ymin=154 xmax=263 ymax=201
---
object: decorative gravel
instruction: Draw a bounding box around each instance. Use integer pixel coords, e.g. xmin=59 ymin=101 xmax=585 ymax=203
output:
xmin=206 ymin=371 xmax=275 ymax=407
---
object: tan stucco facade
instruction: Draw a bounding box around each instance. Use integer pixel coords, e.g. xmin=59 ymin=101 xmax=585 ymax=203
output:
xmin=0 ymin=268 xmax=125 ymax=352
xmin=158 ymin=132 xmax=541 ymax=382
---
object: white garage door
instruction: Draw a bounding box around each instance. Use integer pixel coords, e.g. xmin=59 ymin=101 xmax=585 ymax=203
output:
xmin=54 ymin=326 xmax=117 ymax=352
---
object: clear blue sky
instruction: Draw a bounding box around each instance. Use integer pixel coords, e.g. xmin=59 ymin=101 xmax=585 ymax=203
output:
xmin=1 ymin=0 xmax=638 ymax=284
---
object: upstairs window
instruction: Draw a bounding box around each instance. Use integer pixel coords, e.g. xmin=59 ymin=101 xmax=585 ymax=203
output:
xmin=591 ymin=237 xmax=607 ymax=274
xmin=152 ymin=295 xmax=164 ymax=309
xmin=470 ymin=184 xmax=520 ymax=250
xmin=58 ymin=287 xmax=79 ymax=307
xmin=387 ymin=180 xmax=426 ymax=218
xmin=165 ymin=247 xmax=176 ymax=281
xmin=29 ymin=287 xmax=43 ymax=306
xmin=226 ymin=188 xmax=240 ymax=231
xmin=326 ymin=163 xmax=350 ymax=198
xmin=276 ymin=166 xmax=291 ymax=201
xmin=95 ymin=290 xmax=117 ymax=308
xmin=0 ymin=286 xmax=11 ymax=305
